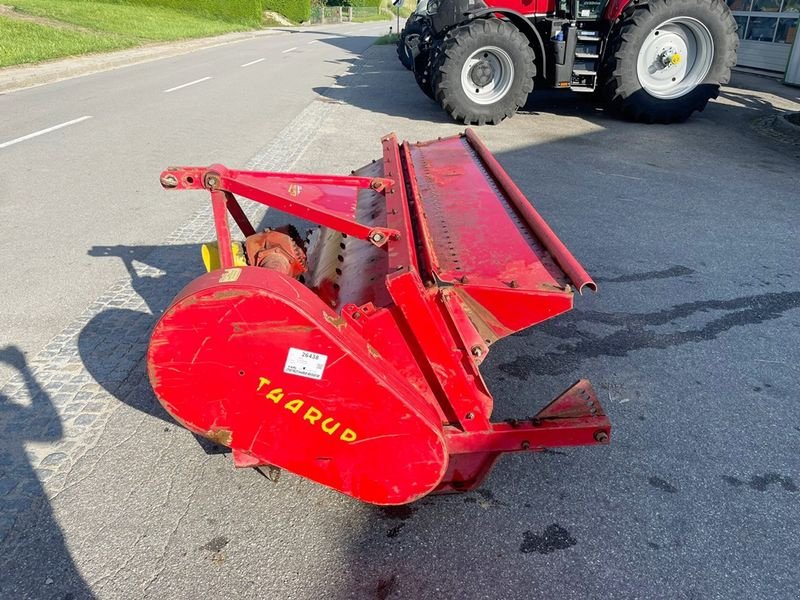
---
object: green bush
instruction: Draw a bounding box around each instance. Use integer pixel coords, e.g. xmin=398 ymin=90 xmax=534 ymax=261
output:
xmin=261 ymin=0 xmax=311 ymax=22
xmin=349 ymin=0 xmax=381 ymax=7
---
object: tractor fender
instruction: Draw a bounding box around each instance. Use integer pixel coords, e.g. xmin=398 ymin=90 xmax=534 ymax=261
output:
xmin=603 ymin=0 xmax=641 ymax=22
xmin=466 ymin=9 xmax=547 ymax=80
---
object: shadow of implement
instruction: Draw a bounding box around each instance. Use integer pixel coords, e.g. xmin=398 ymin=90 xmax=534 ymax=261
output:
xmin=79 ymin=244 xmax=226 ymax=455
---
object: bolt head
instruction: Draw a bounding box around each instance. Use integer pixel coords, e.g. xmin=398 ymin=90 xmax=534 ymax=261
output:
xmin=161 ymin=174 xmax=178 ymax=188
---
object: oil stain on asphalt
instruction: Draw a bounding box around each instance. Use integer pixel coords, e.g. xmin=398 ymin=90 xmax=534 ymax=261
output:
xmin=498 ymin=291 xmax=800 ymax=380
xmin=722 ymin=473 xmax=798 ymax=492
xmin=520 ymin=524 xmax=577 ymax=554
xmin=648 ymin=476 xmax=679 ymax=493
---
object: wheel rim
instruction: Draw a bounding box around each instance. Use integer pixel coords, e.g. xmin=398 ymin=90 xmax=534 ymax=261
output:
xmin=636 ymin=17 xmax=714 ymax=100
xmin=460 ymin=46 xmax=514 ymax=105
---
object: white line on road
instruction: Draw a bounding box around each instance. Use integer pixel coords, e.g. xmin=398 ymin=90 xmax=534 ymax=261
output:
xmin=281 ymin=47 xmax=298 ymax=53
xmin=163 ymin=76 xmax=212 ymax=93
xmin=0 ymin=116 xmax=92 ymax=150
xmin=307 ymin=40 xmax=318 ymax=44
xmin=240 ymin=58 xmax=265 ymax=67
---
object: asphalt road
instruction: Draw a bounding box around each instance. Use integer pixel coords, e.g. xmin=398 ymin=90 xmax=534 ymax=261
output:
xmin=1 ymin=20 xmax=800 ymax=600
xmin=0 ymin=21 xmax=392 ymax=386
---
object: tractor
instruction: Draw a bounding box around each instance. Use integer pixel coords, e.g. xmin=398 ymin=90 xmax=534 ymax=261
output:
xmin=400 ymin=0 xmax=739 ymax=124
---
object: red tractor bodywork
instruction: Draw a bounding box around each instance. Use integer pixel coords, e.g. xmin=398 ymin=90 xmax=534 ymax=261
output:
xmin=482 ymin=0 xmax=629 ymax=21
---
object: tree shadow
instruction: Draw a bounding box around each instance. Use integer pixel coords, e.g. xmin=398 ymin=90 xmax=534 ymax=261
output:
xmin=313 ymin=44 xmax=454 ymax=123
xmin=0 ymin=346 xmax=93 ymax=599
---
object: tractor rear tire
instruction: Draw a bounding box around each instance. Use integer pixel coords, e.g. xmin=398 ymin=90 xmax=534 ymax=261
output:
xmin=601 ymin=0 xmax=738 ymax=124
xmin=432 ymin=18 xmax=536 ymax=125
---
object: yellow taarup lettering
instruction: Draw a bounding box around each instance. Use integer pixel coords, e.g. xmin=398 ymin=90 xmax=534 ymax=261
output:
xmin=340 ymin=428 xmax=357 ymax=443
xmin=284 ymin=399 xmax=304 ymax=414
xmin=303 ymin=407 xmax=322 ymax=424
xmin=256 ymin=376 xmax=357 ymax=443
xmin=321 ymin=418 xmax=340 ymax=436
xmin=265 ymin=388 xmax=284 ymax=404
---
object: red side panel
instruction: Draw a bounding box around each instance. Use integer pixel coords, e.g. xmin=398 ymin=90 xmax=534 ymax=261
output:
xmin=147 ymin=267 xmax=448 ymax=505
xmin=483 ymin=0 xmax=553 ymax=15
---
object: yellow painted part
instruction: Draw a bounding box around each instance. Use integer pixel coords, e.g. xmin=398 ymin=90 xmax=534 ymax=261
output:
xmin=201 ymin=242 xmax=246 ymax=272
xmin=671 ymin=54 xmax=682 ymax=65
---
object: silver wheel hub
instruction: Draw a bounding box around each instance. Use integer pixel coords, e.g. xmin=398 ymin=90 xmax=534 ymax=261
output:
xmin=636 ymin=17 xmax=714 ymax=100
xmin=460 ymin=46 xmax=514 ymax=105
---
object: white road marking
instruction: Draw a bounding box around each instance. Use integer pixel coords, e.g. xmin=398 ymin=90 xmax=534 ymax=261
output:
xmin=241 ymin=58 xmax=265 ymax=67
xmin=282 ymin=47 xmax=298 ymax=53
xmin=0 ymin=115 xmax=92 ymax=149
xmin=163 ymin=76 xmax=212 ymax=93
xmin=307 ymin=40 xmax=318 ymax=44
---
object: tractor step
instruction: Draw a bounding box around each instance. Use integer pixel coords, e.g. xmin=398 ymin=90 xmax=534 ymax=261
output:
xmin=571 ymin=27 xmax=602 ymax=92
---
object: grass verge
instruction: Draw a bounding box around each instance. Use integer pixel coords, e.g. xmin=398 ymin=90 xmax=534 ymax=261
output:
xmin=0 ymin=1 xmax=254 ymax=67
xmin=352 ymin=13 xmax=391 ymax=23
xmin=9 ymin=1 xmax=249 ymax=40
xmin=0 ymin=14 xmax=134 ymax=67
xmin=375 ymin=32 xmax=400 ymax=45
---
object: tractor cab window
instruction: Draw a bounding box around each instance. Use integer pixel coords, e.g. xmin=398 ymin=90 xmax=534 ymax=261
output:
xmin=574 ymin=1 xmax=606 ymax=18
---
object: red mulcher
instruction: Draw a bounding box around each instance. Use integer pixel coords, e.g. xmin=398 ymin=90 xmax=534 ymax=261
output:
xmin=148 ymin=131 xmax=610 ymax=505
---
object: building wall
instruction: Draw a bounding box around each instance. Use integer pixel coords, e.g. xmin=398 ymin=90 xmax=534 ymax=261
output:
xmin=728 ymin=0 xmax=799 ymax=73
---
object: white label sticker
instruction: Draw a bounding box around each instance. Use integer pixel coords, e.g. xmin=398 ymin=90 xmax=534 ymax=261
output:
xmin=283 ymin=347 xmax=328 ymax=380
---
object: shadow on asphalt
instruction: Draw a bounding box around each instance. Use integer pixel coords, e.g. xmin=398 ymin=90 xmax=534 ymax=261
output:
xmin=0 ymin=346 xmax=93 ymax=599
xmin=313 ymin=47 xmax=453 ymax=123
xmin=314 ymin=32 xmax=391 ymax=53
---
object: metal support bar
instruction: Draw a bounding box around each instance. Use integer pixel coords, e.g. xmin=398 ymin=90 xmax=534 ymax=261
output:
xmin=386 ymin=271 xmax=493 ymax=432
xmin=443 ymin=379 xmax=611 ymax=454
xmin=211 ymin=190 xmax=233 ymax=269
xmin=381 ymin=135 xmax=420 ymax=274
xmin=160 ymin=166 xmax=400 ymax=247
xmin=444 ymin=418 xmax=610 ymax=454
xmin=224 ymin=192 xmax=256 ymax=237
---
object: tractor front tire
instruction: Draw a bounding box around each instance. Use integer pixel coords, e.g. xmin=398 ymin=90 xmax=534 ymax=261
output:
xmin=601 ymin=0 xmax=738 ymax=123
xmin=433 ymin=19 xmax=536 ymax=125
xmin=414 ymin=44 xmax=441 ymax=100
xmin=398 ymin=19 xmax=423 ymax=70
